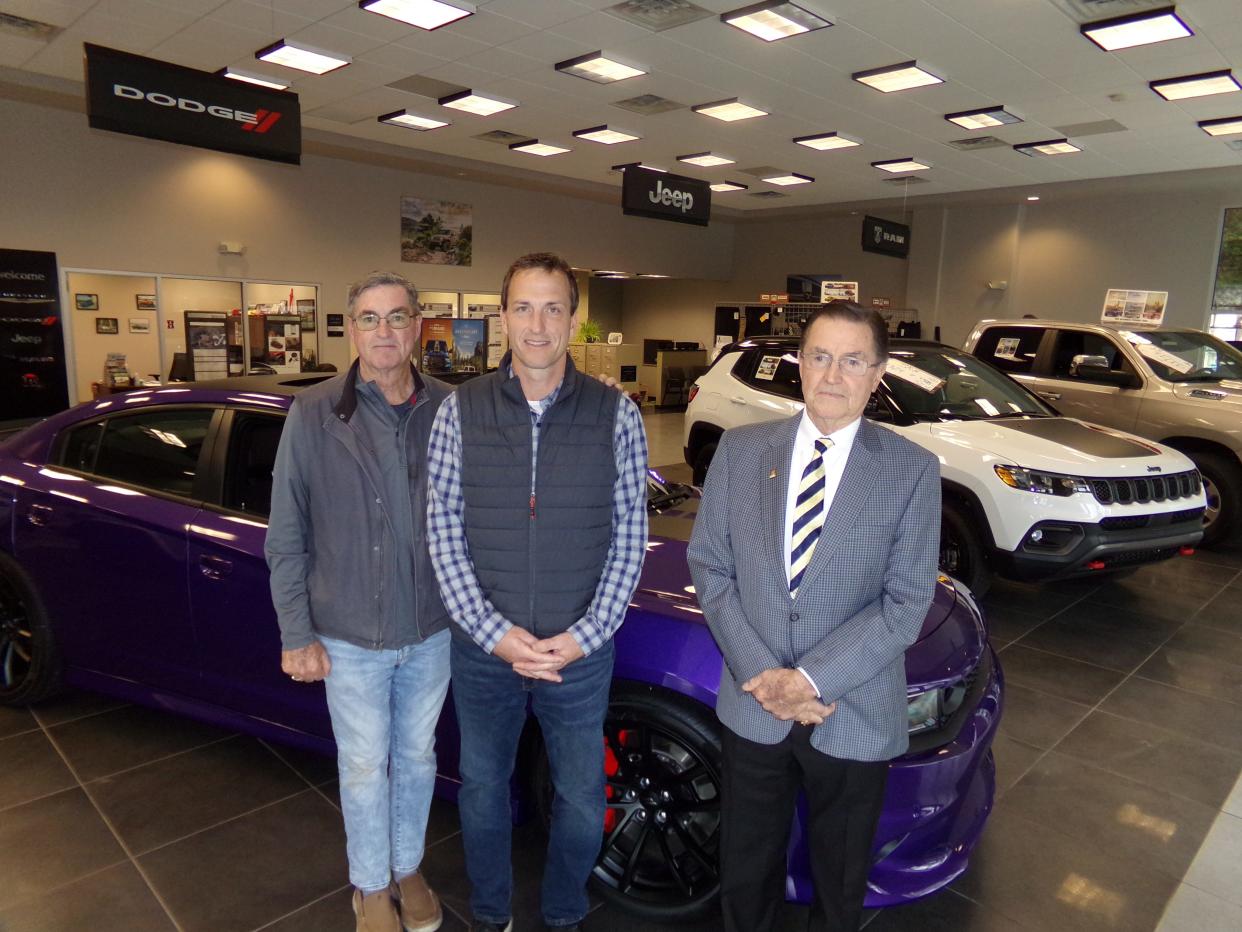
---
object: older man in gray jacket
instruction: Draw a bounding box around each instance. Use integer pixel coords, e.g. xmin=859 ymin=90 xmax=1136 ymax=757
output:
xmin=266 ymin=271 xmax=451 ymax=932
xmin=688 ymin=302 xmax=940 ymax=932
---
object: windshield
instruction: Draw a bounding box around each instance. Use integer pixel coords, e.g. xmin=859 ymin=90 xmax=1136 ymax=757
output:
xmin=884 ymin=346 xmax=1053 ymax=420
xmin=1119 ymin=329 xmax=1242 ymax=382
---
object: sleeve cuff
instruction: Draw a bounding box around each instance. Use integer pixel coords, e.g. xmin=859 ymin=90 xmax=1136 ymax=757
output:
xmin=796 ymin=666 xmax=821 ymax=699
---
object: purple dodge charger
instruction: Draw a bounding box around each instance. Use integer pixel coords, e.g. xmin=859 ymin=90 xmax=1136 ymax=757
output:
xmin=0 ymin=375 xmax=1002 ymax=920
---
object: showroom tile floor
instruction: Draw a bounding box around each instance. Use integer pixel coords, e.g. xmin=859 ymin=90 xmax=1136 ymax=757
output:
xmin=2 ymin=411 xmax=1241 ymax=931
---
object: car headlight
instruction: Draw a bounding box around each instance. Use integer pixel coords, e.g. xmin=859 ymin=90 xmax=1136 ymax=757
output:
xmin=907 ymin=690 xmax=941 ymax=735
xmin=994 ymin=465 xmax=1090 ymax=496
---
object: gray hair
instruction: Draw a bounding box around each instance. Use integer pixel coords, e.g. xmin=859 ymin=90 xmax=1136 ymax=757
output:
xmin=347 ymin=271 xmax=420 ymax=315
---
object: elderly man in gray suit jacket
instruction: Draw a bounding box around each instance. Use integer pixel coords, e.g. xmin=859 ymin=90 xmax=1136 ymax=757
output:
xmin=688 ymin=302 xmax=940 ymax=932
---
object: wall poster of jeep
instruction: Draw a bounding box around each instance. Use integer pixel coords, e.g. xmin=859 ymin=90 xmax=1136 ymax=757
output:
xmin=400 ymin=196 xmax=473 ymax=266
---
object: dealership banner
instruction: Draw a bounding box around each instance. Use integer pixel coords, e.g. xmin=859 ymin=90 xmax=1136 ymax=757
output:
xmin=622 ymin=167 xmax=711 ymax=227
xmin=84 ymin=43 xmax=301 ymax=164
xmin=0 ymin=249 xmax=70 ymax=419
xmin=861 ymin=215 xmax=911 ymax=258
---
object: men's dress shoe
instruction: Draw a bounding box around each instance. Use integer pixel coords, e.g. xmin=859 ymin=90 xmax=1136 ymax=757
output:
xmin=393 ymin=873 xmax=442 ymax=932
xmin=352 ymin=887 xmax=401 ymax=932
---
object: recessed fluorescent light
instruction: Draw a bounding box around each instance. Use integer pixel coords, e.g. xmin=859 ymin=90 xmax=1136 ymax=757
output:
xmin=1027 ymin=195 xmax=1040 ymax=201
xmin=1081 ymin=6 xmax=1192 ymax=51
xmin=710 ymin=181 xmax=749 ymax=192
xmin=360 ymin=0 xmax=473 ymax=30
xmin=872 ymin=157 xmax=931 ymax=172
xmin=510 ymin=139 xmax=570 ymax=157
xmin=378 ymin=109 xmax=449 ymax=130
xmin=944 ymin=106 xmax=1022 ymax=130
xmin=256 ymin=39 xmax=350 ymax=75
xmin=1199 ymin=116 xmax=1242 ymax=136
xmin=692 ymin=98 xmax=768 ymax=122
xmin=612 ymin=161 xmax=666 ymax=173
xmin=1150 ymin=70 xmax=1240 ymax=101
xmin=721 ymin=2 xmax=832 ymax=42
xmin=793 ymin=131 xmax=861 ymax=150
xmin=218 ymin=67 xmax=288 ymax=90
xmin=573 ymin=125 xmax=640 ymax=145
xmin=762 ymin=171 xmax=813 ymax=185
xmin=678 ymin=152 xmax=735 ymax=167
xmin=555 ymin=51 xmax=646 ymax=83
xmin=1013 ymin=138 xmax=1081 ymax=156
xmin=852 ymin=61 xmax=942 ymax=93
xmin=438 ymin=89 xmax=517 ymax=115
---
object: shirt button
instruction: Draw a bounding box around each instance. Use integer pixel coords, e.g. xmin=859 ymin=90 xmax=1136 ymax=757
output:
xmin=790 ymin=612 xmax=799 ymax=622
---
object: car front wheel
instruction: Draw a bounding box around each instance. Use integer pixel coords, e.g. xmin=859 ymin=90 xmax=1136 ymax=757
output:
xmin=535 ymin=684 xmax=723 ymax=921
xmin=1191 ymin=451 xmax=1242 ymax=547
xmin=939 ymin=501 xmax=992 ymax=599
xmin=0 ymin=552 xmax=61 ymax=706
xmin=691 ymin=442 xmax=718 ymax=486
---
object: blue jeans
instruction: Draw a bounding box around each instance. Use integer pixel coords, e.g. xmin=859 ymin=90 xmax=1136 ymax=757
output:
xmin=321 ymin=630 xmax=451 ymax=893
xmin=451 ymin=633 xmax=614 ymax=927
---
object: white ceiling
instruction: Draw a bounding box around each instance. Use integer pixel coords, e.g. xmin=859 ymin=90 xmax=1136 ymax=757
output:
xmin=4 ymin=0 xmax=1242 ymax=211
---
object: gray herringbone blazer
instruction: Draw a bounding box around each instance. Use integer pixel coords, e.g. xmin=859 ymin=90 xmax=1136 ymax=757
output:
xmin=687 ymin=414 xmax=940 ymax=761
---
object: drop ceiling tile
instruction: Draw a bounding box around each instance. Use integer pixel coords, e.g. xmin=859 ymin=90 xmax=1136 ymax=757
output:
xmin=483 ymin=0 xmax=591 ymax=30
xmin=445 ymin=11 xmax=538 ymax=46
xmin=3 ymin=0 xmax=91 ymax=29
xmin=150 ymin=20 xmax=272 ymax=71
xmin=87 ymin=0 xmax=200 ymax=34
xmin=288 ymin=23 xmax=390 ymax=56
xmin=208 ymin=0 xmax=315 ymax=37
xmin=550 ymin=11 xmax=653 ymax=47
xmin=0 ymin=31 xmax=46 ymax=68
xmin=455 ymin=46 xmax=546 ymax=79
xmin=497 ymin=29 xmax=592 ymax=63
xmin=390 ymin=25 xmax=491 ymax=58
xmin=320 ymin=6 xmax=421 ymax=42
xmin=358 ymin=43 xmax=451 ymax=73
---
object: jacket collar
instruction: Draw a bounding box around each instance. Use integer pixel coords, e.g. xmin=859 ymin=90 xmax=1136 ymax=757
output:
xmin=333 ymin=358 xmax=425 ymax=423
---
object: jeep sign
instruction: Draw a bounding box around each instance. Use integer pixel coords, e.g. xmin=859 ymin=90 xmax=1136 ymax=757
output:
xmin=85 ymin=44 xmax=301 ymax=164
xmin=622 ymin=167 xmax=711 ymax=227
xmin=861 ymin=215 xmax=911 ymax=259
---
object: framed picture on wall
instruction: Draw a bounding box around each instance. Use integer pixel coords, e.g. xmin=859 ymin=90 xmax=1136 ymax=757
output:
xmin=135 ymin=294 xmax=157 ymax=310
xmin=75 ymin=293 xmax=99 ymax=310
xmin=96 ymin=317 xmax=119 ymax=334
xmin=128 ymin=318 xmax=151 ymax=334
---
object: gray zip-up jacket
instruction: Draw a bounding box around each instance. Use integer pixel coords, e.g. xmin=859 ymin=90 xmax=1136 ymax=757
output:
xmin=265 ymin=360 xmax=452 ymax=651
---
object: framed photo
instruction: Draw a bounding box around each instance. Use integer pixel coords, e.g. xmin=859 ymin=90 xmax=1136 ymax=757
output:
xmin=96 ymin=317 xmax=119 ymax=335
xmin=75 ymin=293 xmax=99 ymax=311
xmin=135 ymin=294 xmax=157 ymax=310
xmin=128 ymin=317 xmax=151 ymax=334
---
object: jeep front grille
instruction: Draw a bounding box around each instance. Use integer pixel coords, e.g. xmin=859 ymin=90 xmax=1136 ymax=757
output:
xmin=1089 ymin=470 xmax=1201 ymax=506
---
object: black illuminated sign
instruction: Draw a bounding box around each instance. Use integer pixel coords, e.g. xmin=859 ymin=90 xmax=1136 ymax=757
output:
xmin=622 ymin=167 xmax=711 ymax=227
xmin=862 ymin=215 xmax=911 ymax=259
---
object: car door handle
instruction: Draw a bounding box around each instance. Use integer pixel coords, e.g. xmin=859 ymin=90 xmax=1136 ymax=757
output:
xmin=25 ymin=504 xmax=53 ymax=527
xmin=1036 ymin=391 xmax=1061 ymax=401
xmin=198 ymin=555 xmax=233 ymax=580
xmin=729 ymin=396 xmax=749 ymax=405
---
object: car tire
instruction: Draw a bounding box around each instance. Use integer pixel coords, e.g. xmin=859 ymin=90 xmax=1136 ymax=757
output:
xmin=939 ymin=501 xmax=992 ymax=599
xmin=1191 ymin=451 xmax=1242 ymax=547
xmin=533 ymin=684 xmax=723 ymax=922
xmin=691 ymin=442 xmax=717 ymax=486
xmin=0 ymin=551 xmax=62 ymax=706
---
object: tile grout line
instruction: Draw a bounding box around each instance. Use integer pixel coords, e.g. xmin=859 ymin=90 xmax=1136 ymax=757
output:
xmin=247 ymin=882 xmax=351 ymax=931
xmin=259 ymin=738 xmax=342 ymax=811
xmin=36 ymin=717 xmax=186 ymax=932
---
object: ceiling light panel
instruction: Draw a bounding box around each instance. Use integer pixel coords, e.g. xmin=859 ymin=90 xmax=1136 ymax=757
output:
xmin=1013 ymin=138 xmax=1081 ymax=156
xmin=692 ymin=98 xmax=768 ymax=121
xmin=510 ymin=140 xmax=570 ymax=156
xmin=678 ymin=152 xmax=735 ymax=167
xmin=945 ymin=106 xmax=1022 ymax=130
xmin=1199 ymin=116 xmax=1242 ymax=136
xmin=710 ymin=181 xmax=748 ymax=192
xmin=439 ymin=90 xmax=517 ymax=115
xmin=378 ymin=109 xmax=449 ymax=130
xmin=1081 ymin=6 xmax=1192 ymax=51
xmin=360 ymin=0 xmax=474 ymax=30
xmin=721 ymin=2 xmax=832 ymax=42
xmin=793 ymin=131 xmax=861 ymax=150
xmin=256 ymin=39 xmax=350 ymax=75
xmin=555 ymin=51 xmax=646 ymax=83
xmin=219 ymin=68 xmax=288 ymax=90
xmin=852 ymin=61 xmax=942 ymax=93
xmin=1150 ymin=70 xmax=1240 ymax=101
xmin=762 ymin=171 xmax=813 ymax=185
xmin=872 ymin=157 xmax=931 ymax=172
xmin=573 ymin=125 xmax=640 ymax=144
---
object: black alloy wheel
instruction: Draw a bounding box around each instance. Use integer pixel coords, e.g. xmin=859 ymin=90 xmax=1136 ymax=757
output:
xmin=0 ymin=552 xmax=60 ymax=706
xmin=691 ymin=442 xmax=718 ymax=487
xmin=939 ymin=501 xmax=992 ymax=599
xmin=535 ymin=686 xmax=723 ymax=921
xmin=1191 ymin=451 xmax=1242 ymax=547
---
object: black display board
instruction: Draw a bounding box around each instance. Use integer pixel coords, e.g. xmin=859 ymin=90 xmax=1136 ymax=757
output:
xmin=861 ymin=215 xmax=911 ymax=258
xmin=622 ymin=167 xmax=711 ymax=226
xmin=84 ymin=43 xmax=301 ymax=165
xmin=0 ymin=249 xmax=70 ymax=419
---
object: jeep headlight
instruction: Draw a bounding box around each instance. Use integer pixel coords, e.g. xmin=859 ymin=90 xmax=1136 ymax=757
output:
xmin=907 ymin=690 xmax=941 ymax=735
xmin=994 ymin=465 xmax=1090 ymax=496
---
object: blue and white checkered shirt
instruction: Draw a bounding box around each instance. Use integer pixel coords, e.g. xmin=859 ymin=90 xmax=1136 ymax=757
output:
xmin=427 ymin=376 xmax=648 ymax=655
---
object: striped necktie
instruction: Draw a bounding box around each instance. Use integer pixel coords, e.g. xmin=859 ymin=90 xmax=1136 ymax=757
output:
xmin=789 ymin=437 xmax=833 ymax=597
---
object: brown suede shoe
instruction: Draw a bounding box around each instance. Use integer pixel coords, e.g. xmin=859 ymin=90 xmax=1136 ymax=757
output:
xmin=393 ymin=872 xmax=442 ymax=932
xmin=352 ymin=887 xmax=401 ymax=932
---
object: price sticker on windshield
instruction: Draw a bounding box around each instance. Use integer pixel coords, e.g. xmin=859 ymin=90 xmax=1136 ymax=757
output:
xmin=1134 ymin=342 xmax=1194 ymax=375
xmin=885 ymin=357 xmax=945 ymax=393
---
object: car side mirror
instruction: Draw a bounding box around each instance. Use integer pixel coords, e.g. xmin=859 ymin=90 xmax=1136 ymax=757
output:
xmin=1070 ymin=354 xmax=1139 ymax=387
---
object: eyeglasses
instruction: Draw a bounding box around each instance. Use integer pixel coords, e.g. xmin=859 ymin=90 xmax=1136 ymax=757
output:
xmin=799 ymin=351 xmax=878 ymax=376
xmin=350 ymin=309 xmax=419 ymax=331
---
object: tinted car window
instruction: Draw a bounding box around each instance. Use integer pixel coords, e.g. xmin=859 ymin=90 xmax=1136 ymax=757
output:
xmin=64 ymin=409 xmax=214 ymax=497
xmin=1050 ymin=331 xmax=1133 ymax=379
xmin=739 ymin=348 xmax=802 ymax=400
xmin=885 ymin=346 xmax=1052 ymax=420
xmin=1120 ymin=329 xmax=1242 ymax=382
xmin=973 ymin=326 xmax=1044 ymax=374
xmin=223 ymin=412 xmax=285 ymax=517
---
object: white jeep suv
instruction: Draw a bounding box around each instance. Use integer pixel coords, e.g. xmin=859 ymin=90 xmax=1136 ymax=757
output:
xmin=684 ymin=338 xmax=1205 ymax=596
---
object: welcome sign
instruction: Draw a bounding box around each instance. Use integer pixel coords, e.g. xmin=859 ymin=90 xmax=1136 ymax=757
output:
xmin=621 ymin=167 xmax=711 ymax=227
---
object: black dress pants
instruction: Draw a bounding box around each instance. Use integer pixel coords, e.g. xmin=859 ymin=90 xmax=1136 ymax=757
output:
xmin=719 ymin=724 xmax=889 ymax=932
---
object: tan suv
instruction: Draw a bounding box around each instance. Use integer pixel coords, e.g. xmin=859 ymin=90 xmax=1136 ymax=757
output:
xmin=963 ymin=319 xmax=1242 ymax=545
